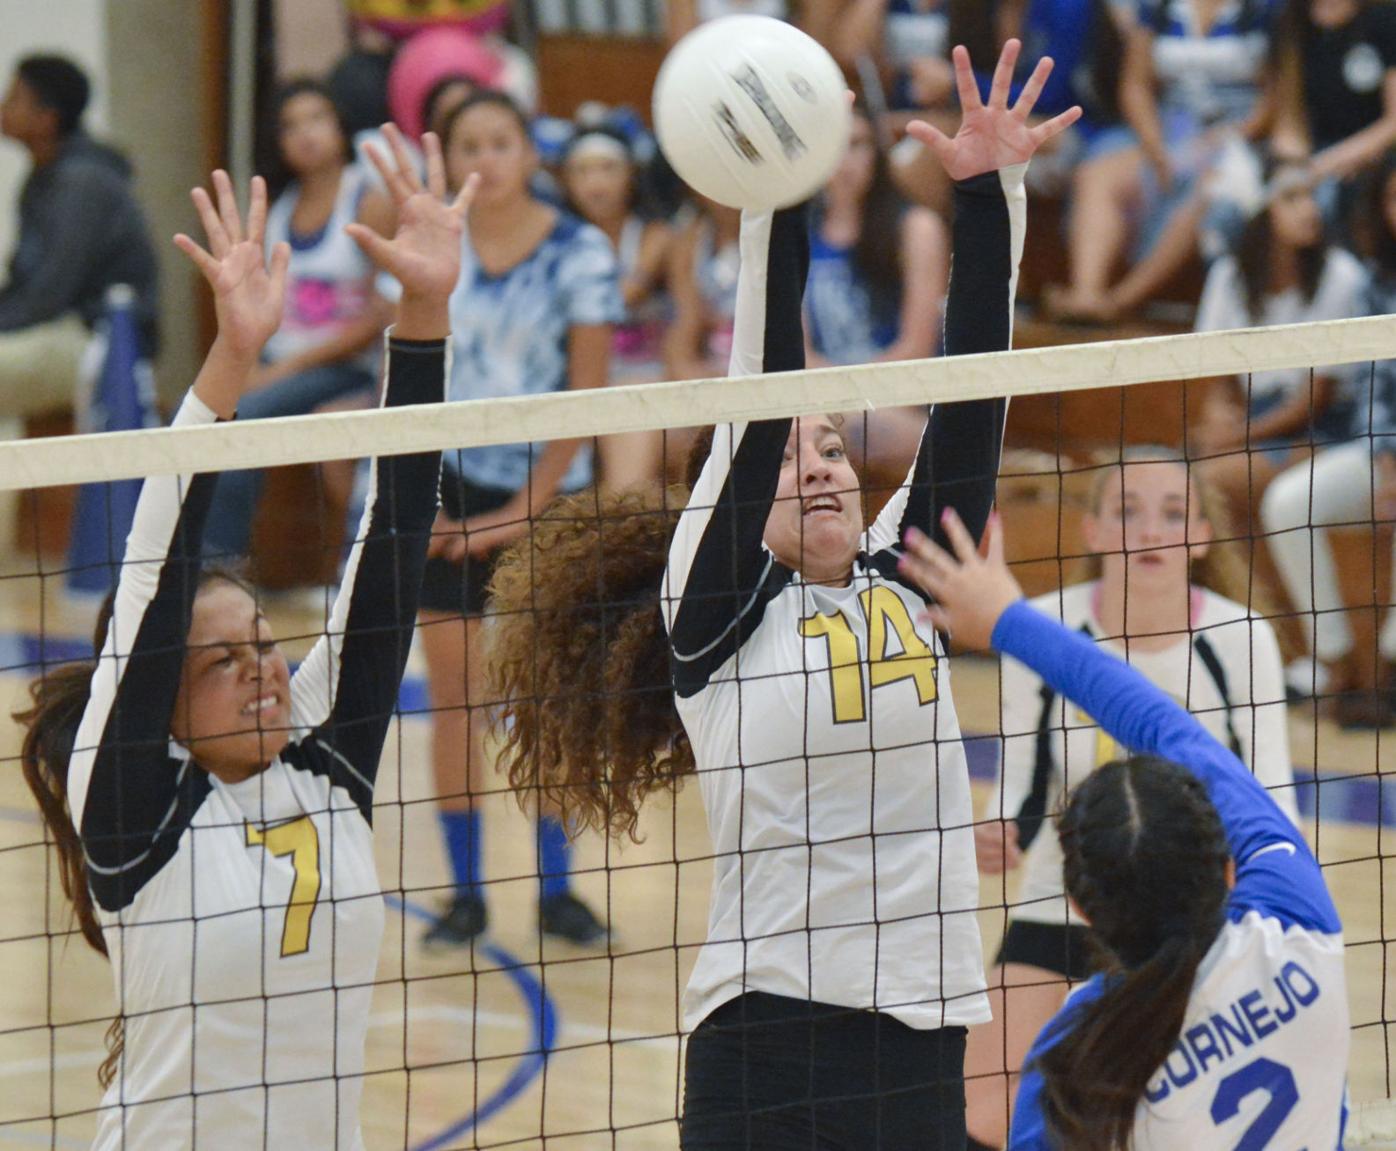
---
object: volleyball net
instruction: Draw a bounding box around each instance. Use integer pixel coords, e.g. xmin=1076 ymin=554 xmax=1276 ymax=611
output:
xmin=1 ymin=315 xmax=1395 ymax=1147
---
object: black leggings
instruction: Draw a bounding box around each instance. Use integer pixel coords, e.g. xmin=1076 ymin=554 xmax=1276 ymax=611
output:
xmin=681 ymin=993 xmax=968 ymax=1151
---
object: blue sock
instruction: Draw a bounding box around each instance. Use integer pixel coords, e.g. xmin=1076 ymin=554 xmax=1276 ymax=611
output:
xmin=439 ymin=809 xmax=482 ymax=898
xmin=536 ymin=816 xmax=572 ymax=900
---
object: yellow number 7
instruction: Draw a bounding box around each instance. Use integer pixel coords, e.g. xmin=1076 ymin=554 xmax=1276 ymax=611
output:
xmin=245 ymin=816 xmax=322 ymax=957
xmin=799 ymin=586 xmax=938 ymax=724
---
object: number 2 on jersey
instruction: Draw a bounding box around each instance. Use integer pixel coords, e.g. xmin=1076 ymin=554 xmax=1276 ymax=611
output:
xmin=245 ymin=816 xmax=322 ymax=957
xmin=799 ymin=586 xmax=938 ymax=723
xmin=1211 ymin=1058 xmax=1299 ymax=1151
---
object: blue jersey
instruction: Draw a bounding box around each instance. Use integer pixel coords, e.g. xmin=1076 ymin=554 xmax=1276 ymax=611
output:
xmin=805 ymin=226 xmax=900 ymax=366
xmin=445 ymin=210 xmax=622 ymax=492
xmin=971 ymin=0 xmax=1119 ymax=141
xmin=994 ymin=602 xmax=1348 ymax=1151
xmin=1139 ymin=0 xmax=1278 ymax=126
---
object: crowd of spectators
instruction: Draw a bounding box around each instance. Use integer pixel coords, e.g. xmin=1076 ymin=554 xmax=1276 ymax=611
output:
xmin=8 ymin=0 xmax=1396 ymax=722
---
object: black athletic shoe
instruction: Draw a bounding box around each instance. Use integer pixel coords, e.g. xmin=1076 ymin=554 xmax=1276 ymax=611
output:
xmin=539 ymin=893 xmax=609 ymax=946
xmin=423 ymin=892 xmax=487 ymax=948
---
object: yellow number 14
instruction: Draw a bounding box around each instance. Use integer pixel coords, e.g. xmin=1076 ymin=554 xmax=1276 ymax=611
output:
xmin=245 ymin=816 xmax=322 ymax=957
xmin=799 ymin=586 xmax=938 ymax=724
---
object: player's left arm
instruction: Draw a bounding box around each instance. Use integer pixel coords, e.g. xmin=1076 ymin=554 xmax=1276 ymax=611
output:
xmin=869 ymin=40 xmax=1077 ymax=556
xmin=288 ymin=127 xmax=464 ymax=818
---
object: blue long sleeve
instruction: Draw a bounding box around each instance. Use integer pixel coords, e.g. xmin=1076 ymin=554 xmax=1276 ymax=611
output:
xmin=991 ymin=600 xmax=1340 ymax=934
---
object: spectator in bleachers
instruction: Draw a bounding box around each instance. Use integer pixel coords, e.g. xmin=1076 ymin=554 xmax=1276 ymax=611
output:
xmin=806 ymin=0 xmax=950 ymax=119
xmin=970 ymin=447 xmax=1294 ymax=1151
xmin=1261 ymin=150 xmax=1396 ymax=717
xmin=664 ymin=196 xmax=742 ymax=383
xmin=418 ymin=91 xmax=620 ymax=948
xmin=0 ymin=54 xmax=157 ymax=422
xmin=1271 ymin=0 xmax=1396 ymax=234
xmin=203 ymin=81 xmax=392 ymax=560
xmin=668 ymin=0 xmax=794 ymax=41
xmin=807 ymin=101 xmax=947 ymax=480
xmin=1046 ymin=0 xmax=1282 ymax=323
xmin=1192 ymin=157 xmax=1367 ymax=527
xmin=866 ymin=0 xmax=1125 ymax=216
xmin=560 ymin=124 xmax=673 ymax=490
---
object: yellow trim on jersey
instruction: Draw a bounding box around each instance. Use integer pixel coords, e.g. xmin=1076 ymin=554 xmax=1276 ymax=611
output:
xmin=246 ymin=817 xmax=323 ymax=957
xmin=800 ymin=587 xmax=939 ymax=725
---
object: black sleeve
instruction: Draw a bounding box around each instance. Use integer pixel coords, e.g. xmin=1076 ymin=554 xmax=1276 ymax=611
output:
xmin=292 ymin=337 xmax=445 ymax=819
xmin=663 ymin=205 xmax=809 ymax=697
xmin=872 ymin=168 xmax=1025 ymax=559
xmin=72 ymin=411 xmax=220 ymax=911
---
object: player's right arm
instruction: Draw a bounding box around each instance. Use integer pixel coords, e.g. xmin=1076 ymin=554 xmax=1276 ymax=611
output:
xmin=68 ymin=172 xmax=290 ymax=910
xmin=663 ymin=202 xmax=809 ymax=697
xmin=901 ymin=513 xmax=1341 ymax=936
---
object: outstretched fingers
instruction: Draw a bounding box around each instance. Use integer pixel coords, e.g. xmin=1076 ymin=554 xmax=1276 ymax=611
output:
xmin=1011 ymin=55 xmax=1054 ymax=120
xmin=246 ymin=175 xmax=269 ymax=250
xmin=1030 ymin=104 xmax=1084 ymax=147
xmin=383 ymin=123 xmax=424 ymax=194
xmin=422 ymin=131 xmax=448 ymax=201
xmin=211 ymin=169 xmax=244 ymax=247
xmin=450 ymin=170 xmax=481 ymax=218
xmin=190 ymin=186 xmax=230 ymax=258
xmin=938 ymin=507 xmax=981 ymax=564
xmin=987 ymin=38 xmax=1021 ymax=111
xmin=173 ymin=233 xmax=221 ymax=282
xmin=951 ymin=44 xmax=982 ymax=112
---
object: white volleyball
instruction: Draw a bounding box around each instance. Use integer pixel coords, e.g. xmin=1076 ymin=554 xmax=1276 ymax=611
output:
xmin=653 ymin=15 xmax=850 ymax=211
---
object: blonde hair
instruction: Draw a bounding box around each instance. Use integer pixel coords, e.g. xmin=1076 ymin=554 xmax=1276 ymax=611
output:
xmin=1077 ymin=446 xmax=1273 ymax=618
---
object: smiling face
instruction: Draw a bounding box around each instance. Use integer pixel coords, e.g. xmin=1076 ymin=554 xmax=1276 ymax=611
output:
xmin=1083 ymin=460 xmax=1212 ymax=594
xmin=445 ymin=100 xmax=535 ymax=206
xmin=169 ymin=582 xmax=292 ymax=782
xmin=763 ymin=416 xmax=864 ymax=584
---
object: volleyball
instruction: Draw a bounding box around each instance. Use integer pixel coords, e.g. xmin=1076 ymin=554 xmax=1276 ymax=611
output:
xmin=652 ymin=15 xmax=850 ymax=211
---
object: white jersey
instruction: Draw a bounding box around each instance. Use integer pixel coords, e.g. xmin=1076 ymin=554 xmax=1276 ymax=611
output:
xmin=263 ymin=163 xmax=378 ymax=369
xmin=1001 ymin=602 xmax=1348 ymax=1151
xmin=663 ymin=166 xmax=1027 ymax=1032
xmin=992 ymin=581 xmax=1297 ymax=928
xmin=68 ymin=338 xmax=445 ymax=1149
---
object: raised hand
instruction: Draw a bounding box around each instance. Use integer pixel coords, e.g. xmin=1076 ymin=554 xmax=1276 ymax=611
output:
xmin=346 ymin=123 xmax=477 ymax=305
xmin=175 ymin=171 xmax=289 ymax=364
xmin=905 ymin=40 xmax=1082 ymax=183
xmin=897 ymin=510 xmax=1024 ymax=653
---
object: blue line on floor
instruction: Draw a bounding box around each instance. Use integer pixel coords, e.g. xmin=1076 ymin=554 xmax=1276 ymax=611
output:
xmin=387 ymin=894 xmax=559 ymax=1150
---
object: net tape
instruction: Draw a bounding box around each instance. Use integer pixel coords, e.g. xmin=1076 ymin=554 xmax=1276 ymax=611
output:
xmin=5 ymin=314 xmax=1396 ymax=492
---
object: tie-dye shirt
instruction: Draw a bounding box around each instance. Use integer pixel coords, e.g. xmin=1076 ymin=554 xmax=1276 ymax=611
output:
xmin=445 ymin=210 xmax=622 ymax=492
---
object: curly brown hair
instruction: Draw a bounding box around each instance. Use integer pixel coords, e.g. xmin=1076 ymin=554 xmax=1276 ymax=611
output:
xmin=488 ymin=485 xmax=695 ymax=839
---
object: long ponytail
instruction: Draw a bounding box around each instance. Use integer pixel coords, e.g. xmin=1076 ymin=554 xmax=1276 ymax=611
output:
xmin=12 ymin=563 xmax=254 ymax=1087
xmin=1038 ymin=755 xmax=1230 ymax=1150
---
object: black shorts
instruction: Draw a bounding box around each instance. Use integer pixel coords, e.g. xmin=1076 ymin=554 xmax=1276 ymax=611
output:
xmin=681 ymin=992 xmax=967 ymax=1151
xmin=994 ymin=920 xmax=1095 ymax=982
xmin=418 ymin=473 xmax=516 ymax=616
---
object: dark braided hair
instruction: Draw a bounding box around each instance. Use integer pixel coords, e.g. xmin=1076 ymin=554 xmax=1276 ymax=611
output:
xmin=1037 ymin=755 xmax=1231 ymax=1151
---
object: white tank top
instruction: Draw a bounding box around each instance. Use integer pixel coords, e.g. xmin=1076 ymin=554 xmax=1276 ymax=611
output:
xmin=263 ymin=164 xmax=378 ymax=369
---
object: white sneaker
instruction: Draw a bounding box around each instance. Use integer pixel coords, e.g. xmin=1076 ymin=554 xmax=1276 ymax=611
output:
xmin=1284 ymin=657 xmax=1332 ymax=699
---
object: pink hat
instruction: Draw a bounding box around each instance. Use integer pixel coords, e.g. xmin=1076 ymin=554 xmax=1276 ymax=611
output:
xmin=387 ymin=27 xmax=505 ymax=140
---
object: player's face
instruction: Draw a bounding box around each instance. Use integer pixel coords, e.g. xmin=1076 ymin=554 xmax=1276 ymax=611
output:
xmin=1083 ymin=461 xmax=1212 ymax=592
xmin=0 ymin=77 xmax=49 ymax=145
xmin=828 ymin=113 xmax=877 ymax=202
xmin=278 ymin=91 xmax=344 ymax=178
xmin=563 ymin=152 xmax=632 ymax=226
xmin=1269 ymin=181 xmax=1322 ymax=249
xmin=764 ymin=416 xmax=863 ymax=584
xmin=171 ymin=583 xmax=293 ymax=782
xmin=446 ymin=103 xmax=535 ymax=205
